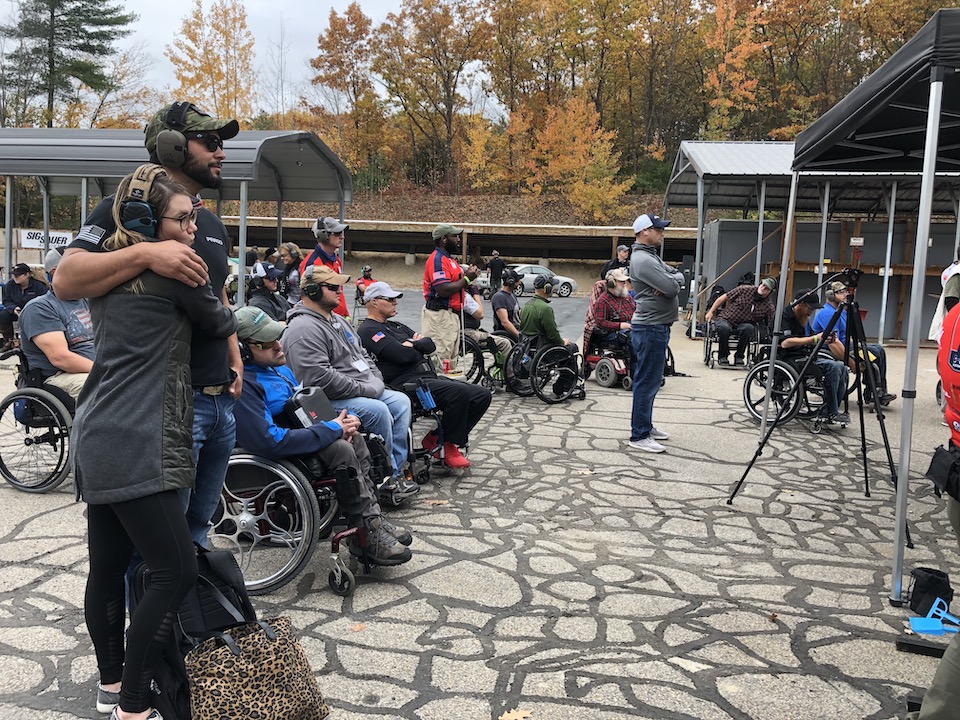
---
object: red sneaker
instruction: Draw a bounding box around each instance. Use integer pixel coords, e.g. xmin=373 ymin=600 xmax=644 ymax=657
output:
xmin=442 ymin=442 xmax=471 ymax=468
xmin=421 ymin=431 xmax=440 ymax=453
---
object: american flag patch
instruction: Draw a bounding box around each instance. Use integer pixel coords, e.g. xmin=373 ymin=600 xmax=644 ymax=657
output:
xmin=76 ymin=224 xmax=107 ymax=244
xmin=372 ymin=332 xmax=385 ymax=343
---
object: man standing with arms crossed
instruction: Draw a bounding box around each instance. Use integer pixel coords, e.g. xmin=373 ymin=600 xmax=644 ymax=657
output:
xmin=628 ymin=213 xmax=682 ymax=454
xmin=55 ymin=101 xmax=242 ymax=547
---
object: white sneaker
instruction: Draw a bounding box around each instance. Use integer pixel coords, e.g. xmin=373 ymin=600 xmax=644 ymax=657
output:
xmin=649 ymin=427 xmax=670 ymax=441
xmin=628 ymin=437 xmax=665 ymax=453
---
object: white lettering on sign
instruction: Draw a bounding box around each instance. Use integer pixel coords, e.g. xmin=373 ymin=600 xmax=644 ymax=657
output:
xmin=17 ymin=230 xmax=73 ymax=249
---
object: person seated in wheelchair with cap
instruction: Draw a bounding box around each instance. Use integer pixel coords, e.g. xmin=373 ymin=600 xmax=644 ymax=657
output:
xmin=591 ymin=268 xmax=636 ymax=353
xmin=704 ymin=277 xmax=777 ymax=366
xmin=518 ymin=273 xmax=580 ymax=389
xmin=232 ymin=306 xmax=412 ymax=567
xmin=810 ymin=281 xmax=897 ymax=407
xmin=357 ymin=281 xmax=492 ymax=470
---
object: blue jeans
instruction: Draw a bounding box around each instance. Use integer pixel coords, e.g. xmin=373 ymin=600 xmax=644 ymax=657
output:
xmin=814 ymin=357 xmax=848 ymax=417
xmin=332 ymin=389 xmax=411 ymax=478
xmin=179 ymin=392 xmax=236 ymax=547
xmin=630 ymin=323 xmax=670 ymax=441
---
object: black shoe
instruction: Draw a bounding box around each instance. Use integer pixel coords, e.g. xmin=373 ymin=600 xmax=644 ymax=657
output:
xmin=717 ymin=357 xmax=730 ymax=366
xmin=879 ymin=392 xmax=897 ymax=406
xmin=377 ymin=476 xmax=420 ymax=506
xmin=831 ymin=412 xmax=851 ymax=425
xmin=349 ymin=526 xmax=412 ymax=566
xmin=733 ymin=356 xmax=746 ymax=367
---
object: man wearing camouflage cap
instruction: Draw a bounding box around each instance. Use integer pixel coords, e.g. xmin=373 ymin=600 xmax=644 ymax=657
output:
xmin=55 ymin=101 xmax=243 ymax=547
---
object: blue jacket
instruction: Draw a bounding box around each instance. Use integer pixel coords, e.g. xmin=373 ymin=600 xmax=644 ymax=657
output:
xmin=234 ymin=363 xmax=343 ymax=460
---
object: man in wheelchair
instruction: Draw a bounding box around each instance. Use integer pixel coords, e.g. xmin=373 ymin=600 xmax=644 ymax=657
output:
xmin=358 ymin=281 xmax=492 ymax=469
xmin=810 ymin=281 xmax=897 ymax=407
xmin=704 ymin=277 xmax=776 ymax=366
xmin=781 ymin=288 xmax=850 ymax=426
xmin=518 ymin=274 xmax=580 ymax=392
xmin=591 ymin=268 xmax=635 ymax=353
xmin=232 ymin=307 xmax=413 ymax=567
xmin=18 ymin=249 xmax=94 ymax=402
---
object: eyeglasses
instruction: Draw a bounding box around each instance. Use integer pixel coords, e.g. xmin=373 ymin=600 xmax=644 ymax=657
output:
xmin=161 ymin=209 xmax=199 ymax=230
xmin=320 ymin=283 xmax=342 ymax=292
xmin=375 ymin=297 xmax=398 ymax=303
xmin=246 ymin=339 xmax=281 ymax=351
xmin=186 ymin=132 xmax=223 ymax=152
xmin=328 ymin=231 xmax=344 ymax=237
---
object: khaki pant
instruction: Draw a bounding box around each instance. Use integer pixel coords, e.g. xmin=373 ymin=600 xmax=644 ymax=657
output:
xmin=45 ymin=371 xmax=88 ymax=400
xmin=421 ymin=307 xmax=461 ymax=370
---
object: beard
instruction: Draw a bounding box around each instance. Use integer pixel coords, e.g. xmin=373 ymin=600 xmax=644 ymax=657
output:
xmin=442 ymin=237 xmax=461 ymax=255
xmin=182 ymin=148 xmax=222 ymax=190
xmin=612 ymin=285 xmax=628 ymax=298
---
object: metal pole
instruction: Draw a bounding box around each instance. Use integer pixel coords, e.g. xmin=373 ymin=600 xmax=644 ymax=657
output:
xmin=80 ymin=178 xmax=89 ymax=225
xmin=879 ymin=181 xmax=897 ymax=345
xmin=4 ymin=176 xmax=12 ymax=273
xmin=690 ymin=177 xmax=705 ymax=339
xmin=817 ymin=181 xmax=830 ymax=289
xmin=759 ymin=172 xmax=800 ymax=441
xmin=276 ymin=200 xmax=283 ymax=245
xmin=41 ymin=177 xmax=50 ymax=253
xmin=755 ymin=180 xmax=766 ymax=283
xmin=891 ymin=67 xmax=944 ymax=604
xmin=236 ymin=181 xmax=249 ymax=306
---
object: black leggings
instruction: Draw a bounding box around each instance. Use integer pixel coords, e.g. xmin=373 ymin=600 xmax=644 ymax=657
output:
xmin=84 ymin=490 xmax=197 ymax=714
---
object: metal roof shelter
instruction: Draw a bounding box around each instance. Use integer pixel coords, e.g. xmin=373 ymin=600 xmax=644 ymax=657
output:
xmin=0 ymin=128 xmax=353 ymax=302
xmin=751 ymin=8 xmax=960 ymax=605
xmin=666 ymin=140 xmax=960 ymax=335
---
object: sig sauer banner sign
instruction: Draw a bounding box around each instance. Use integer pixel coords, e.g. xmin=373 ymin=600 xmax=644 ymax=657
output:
xmin=18 ymin=230 xmax=72 ymax=249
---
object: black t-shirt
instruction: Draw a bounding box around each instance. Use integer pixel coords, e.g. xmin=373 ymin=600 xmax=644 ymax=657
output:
xmin=357 ymin=318 xmax=436 ymax=387
xmin=486 ymin=257 xmax=506 ymax=283
xmin=600 ymin=257 xmax=630 ymax=279
xmin=491 ymin=290 xmax=520 ymax=333
xmin=779 ymin=306 xmax=811 ymax=360
xmin=71 ymin=196 xmax=233 ymax=386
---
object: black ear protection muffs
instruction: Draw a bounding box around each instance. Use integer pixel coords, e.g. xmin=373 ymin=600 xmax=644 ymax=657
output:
xmin=155 ymin=101 xmax=194 ymax=168
xmin=119 ymin=165 xmax=166 ymax=239
xmin=239 ymin=339 xmax=253 ymax=364
xmin=300 ymin=266 xmax=322 ymax=301
xmin=502 ymin=270 xmax=519 ymax=287
xmin=280 ymin=243 xmax=300 ymax=263
xmin=534 ymin=274 xmax=553 ymax=295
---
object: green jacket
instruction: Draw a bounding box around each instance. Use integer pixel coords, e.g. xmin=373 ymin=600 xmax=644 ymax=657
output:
xmin=518 ymin=295 xmax=563 ymax=347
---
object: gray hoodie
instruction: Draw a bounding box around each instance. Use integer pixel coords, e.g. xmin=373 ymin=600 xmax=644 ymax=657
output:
xmin=283 ymin=302 xmax=385 ymax=399
xmin=630 ymin=242 xmax=684 ymax=325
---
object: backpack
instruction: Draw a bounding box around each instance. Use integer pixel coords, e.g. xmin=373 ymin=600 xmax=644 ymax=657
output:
xmin=130 ymin=544 xmax=258 ymax=720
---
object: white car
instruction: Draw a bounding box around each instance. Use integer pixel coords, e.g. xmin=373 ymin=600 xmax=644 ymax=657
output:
xmin=508 ymin=264 xmax=577 ymax=298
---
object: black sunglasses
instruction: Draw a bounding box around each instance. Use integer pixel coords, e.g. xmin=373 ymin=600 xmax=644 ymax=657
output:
xmin=320 ymin=283 xmax=342 ymax=292
xmin=186 ymin=132 xmax=223 ymax=152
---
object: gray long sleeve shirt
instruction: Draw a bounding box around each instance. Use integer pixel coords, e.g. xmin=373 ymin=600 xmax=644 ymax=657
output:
xmin=630 ymin=242 xmax=684 ymax=325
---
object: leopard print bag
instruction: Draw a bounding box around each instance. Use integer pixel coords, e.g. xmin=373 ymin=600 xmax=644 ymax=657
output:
xmin=185 ymin=615 xmax=330 ymax=720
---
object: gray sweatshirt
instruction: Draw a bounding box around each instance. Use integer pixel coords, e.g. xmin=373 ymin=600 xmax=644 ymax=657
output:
xmin=283 ymin=302 xmax=385 ymax=399
xmin=630 ymin=242 xmax=684 ymax=325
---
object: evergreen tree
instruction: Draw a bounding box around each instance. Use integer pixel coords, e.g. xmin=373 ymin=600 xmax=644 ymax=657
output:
xmin=2 ymin=0 xmax=136 ymax=127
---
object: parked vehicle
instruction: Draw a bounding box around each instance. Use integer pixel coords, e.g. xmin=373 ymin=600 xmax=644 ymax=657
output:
xmin=508 ymin=264 xmax=577 ymax=298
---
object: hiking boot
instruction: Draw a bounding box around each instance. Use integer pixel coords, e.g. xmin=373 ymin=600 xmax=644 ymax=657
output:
xmin=374 ymin=516 xmax=413 ymax=546
xmin=97 ymin=684 xmax=119 ymax=714
xmin=628 ymin=437 xmax=666 ymax=453
xmin=350 ymin=525 xmax=412 ymax=566
xmin=442 ymin=442 xmax=471 ymax=468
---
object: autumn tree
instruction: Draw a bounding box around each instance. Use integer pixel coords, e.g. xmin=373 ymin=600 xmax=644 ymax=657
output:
xmin=1 ymin=0 xmax=135 ymax=127
xmin=165 ymin=0 xmax=258 ymax=123
xmin=524 ymin=95 xmax=631 ymax=221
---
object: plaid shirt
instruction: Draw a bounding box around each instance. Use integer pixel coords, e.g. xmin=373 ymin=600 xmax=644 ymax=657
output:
xmin=595 ymin=290 xmax=637 ymax=332
xmin=716 ymin=285 xmax=775 ymax=327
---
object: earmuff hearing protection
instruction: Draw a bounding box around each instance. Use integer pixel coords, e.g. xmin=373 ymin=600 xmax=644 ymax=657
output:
xmin=239 ymin=339 xmax=253 ymax=364
xmin=534 ymin=274 xmax=552 ymax=295
xmin=155 ymin=101 xmax=195 ymax=168
xmin=606 ymin=273 xmax=617 ymax=290
xmin=281 ymin=243 xmax=300 ymax=262
xmin=300 ymin=267 xmax=323 ymax=301
xmin=119 ymin=165 xmax=166 ymax=239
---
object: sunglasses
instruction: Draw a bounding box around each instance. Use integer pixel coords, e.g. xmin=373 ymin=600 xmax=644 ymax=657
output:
xmin=246 ymin=339 xmax=281 ymax=351
xmin=375 ymin=297 xmax=398 ymax=303
xmin=320 ymin=283 xmax=342 ymax=292
xmin=161 ymin=209 xmax=199 ymax=230
xmin=186 ymin=132 xmax=224 ymax=152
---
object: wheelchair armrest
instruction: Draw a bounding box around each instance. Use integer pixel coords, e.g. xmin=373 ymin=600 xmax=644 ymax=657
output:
xmin=401 ymin=382 xmax=418 ymax=394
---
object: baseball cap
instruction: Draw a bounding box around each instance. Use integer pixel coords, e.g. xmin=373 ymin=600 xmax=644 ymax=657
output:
xmin=432 ymin=223 xmax=463 ymax=240
xmin=492 ymin=250 xmax=499 ymax=256
xmin=312 ymin=217 xmax=348 ymax=238
xmin=363 ymin=281 xmax=404 ymax=304
xmin=44 ymin=249 xmax=62 ymax=273
xmin=306 ymin=265 xmax=350 ymax=286
xmin=144 ymin=102 xmax=239 ymax=155
xmin=534 ymin=274 xmax=552 ymax=289
xmin=252 ymin=262 xmax=283 ymax=280
xmin=616 ymin=244 xmax=629 ymax=252
xmin=793 ymin=288 xmax=822 ymax=309
xmin=502 ymin=269 xmax=521 ymax=285
xmin=829 ymin=281 xmax=848 ymax=293
xmin=760 ymin=277 xmax=777 ymax=291
xmin=633 ymin=214 xmax=671 ymax=234
xmin=235 ymin=306 xmax=285 ymax=343
xmin=606 ymin=268 xmax=629 ymax=282
xmin=11 ymin=263 xmax=30 ymax=276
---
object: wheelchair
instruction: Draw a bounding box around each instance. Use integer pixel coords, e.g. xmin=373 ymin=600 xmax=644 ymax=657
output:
xmin=0 ymin=349 xmax=74 ymax=493
xmin=703 ymin=320 xmax=764 ymax=368
xmin=457 ymin=331 xmax=511 ymax=392
xmin=504 ymin=335 xmax=586 ymax=403
xmin=742 ymin=347 xmax=835 ymax=431
xmin=583 ymin=329 xmax=632 ymax=390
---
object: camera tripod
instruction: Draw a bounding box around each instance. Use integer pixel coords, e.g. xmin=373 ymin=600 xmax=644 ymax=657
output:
xmin=727 ymin=270 xmax=913 ymax=547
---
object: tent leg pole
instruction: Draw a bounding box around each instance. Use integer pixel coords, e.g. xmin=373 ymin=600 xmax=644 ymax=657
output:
xmin=817 ymin=181 xmax=830 ymax=289
xmin=754 ymin=181 xmax=766 ymax=283
xmin=879 ymin=181 xmax=896 ymax=346
xmin=891 ymin=67 xmax=945 ymax=604
xmin=690 ymin=178 xmax=705 ymax=338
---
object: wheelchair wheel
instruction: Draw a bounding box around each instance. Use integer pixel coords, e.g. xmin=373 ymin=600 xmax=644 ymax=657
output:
xmin=594 ymin=357 xmax=619 ymax=388
xmin=458 ymin=335 xmax=485 ymax=384
xmin=210 ymin=452 xmax=322 ymax=595
xmin=0 ymin=388 xmax=72 ymax=493
xmin=795 ymin=373 xmax=825 ymax=419
xmin=531 ymin=346 xmax=580 ymax=403
xmin=504 ymin=343 xmax=535 ymax=396
xmin=743 ymin=360 xmax=801 ymax=424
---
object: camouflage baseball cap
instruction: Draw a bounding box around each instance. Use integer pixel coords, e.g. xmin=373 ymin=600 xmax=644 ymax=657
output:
xmin=144 ymin=102 xmax=240 ymax=154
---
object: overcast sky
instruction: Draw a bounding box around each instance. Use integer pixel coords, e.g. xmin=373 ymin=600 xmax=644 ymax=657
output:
xmin=121 ymin=0 xmax=394 ymax=102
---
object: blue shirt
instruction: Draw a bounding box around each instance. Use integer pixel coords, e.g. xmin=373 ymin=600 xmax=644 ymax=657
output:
xmin=810 ymin=305 xmax=846 ymax=344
